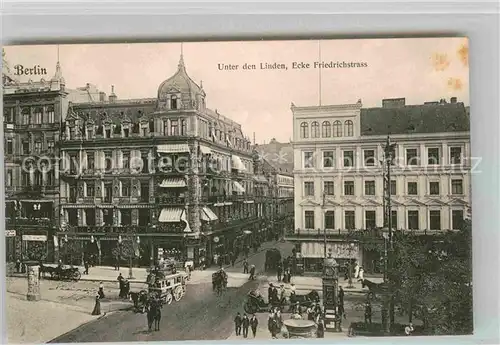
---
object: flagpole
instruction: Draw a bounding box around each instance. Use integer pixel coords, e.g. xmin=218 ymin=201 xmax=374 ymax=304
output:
xmin=318 ymin=40 xmax=322 ymax=106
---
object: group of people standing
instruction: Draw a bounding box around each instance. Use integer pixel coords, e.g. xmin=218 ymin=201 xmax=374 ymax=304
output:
xmin=276 ymin=261 xmax=292 ymax=284
xmin=234 ymin=312 xmax=259 ymax=338
xmin=117 ymin=273 xmax=131 ymax=299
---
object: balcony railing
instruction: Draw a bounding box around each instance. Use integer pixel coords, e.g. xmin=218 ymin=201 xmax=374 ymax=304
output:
xmin=285 ymin=227 xmax=460 ymax=239
xmin=6 ymin=217 xmax=53 ymax=227
xmin=200 ymin=216 xmax=259 ymax=233
xmin=155 ymin=196 xmax=186 ymax=205
xmin=65 ymin=225 xmax=150 ymax=234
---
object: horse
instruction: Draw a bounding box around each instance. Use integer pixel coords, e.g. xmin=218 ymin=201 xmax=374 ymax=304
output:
xmin=360 ymin=279 xmax=387 ymax=298
xmin=146 ymin=299 xmax=162 ymax=332
xmin=129 ymin=290 xmax=149 ymax=313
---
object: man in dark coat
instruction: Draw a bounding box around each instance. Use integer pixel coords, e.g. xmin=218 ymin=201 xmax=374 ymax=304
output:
xmin=338 ymin=286 xmax=346 ymax=319
xmin=117 ymin=273 xmax=125 ymax=298
xmin=243 ymin=259 xmax=249 ymax=274
xmin=242 ymin=314 xmax=250 ymax=338
xmin=84 ymin=260 xmax=90 ymax=275
xmin=250 ymin=314 xmax=258 ymax=338
xmin=234 ymin=312 xmax=242 ymax=336
xmin=277 ymin=262 xmax=283 ymax=282
xmin=272 ymin=286 xmax=279 ymax=306
xmin=364 ymin=301 xmax=372 ymax=324
xmin=268 ymin=284 xmax=274 ymax=304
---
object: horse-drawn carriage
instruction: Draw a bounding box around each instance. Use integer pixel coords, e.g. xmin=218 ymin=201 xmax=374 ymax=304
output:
xmin=243 ymin=289 xmax=320 ymax=314
xmin=147 ymin=272 xmax=188 ymax=305
xmin=39 ymin=263 xmax=81 ymax=281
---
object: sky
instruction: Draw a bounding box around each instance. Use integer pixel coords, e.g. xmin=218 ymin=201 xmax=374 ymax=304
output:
xmin=4 ymin=37 xmax=469 ymax=144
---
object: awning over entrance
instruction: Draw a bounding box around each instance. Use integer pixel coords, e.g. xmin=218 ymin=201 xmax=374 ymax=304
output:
xmin=200 ymin=207 xmax=218 ymax=222
xmin=231 ymin=155 xmax=246 ymax=171
xmin=157 ymin=143 xmax=190 ymax=153
xmin=159 ymin=178 xmax=187 ymax=188
xmin=199 ymin=145 xmax=212 ymax=155
xmin=159 ymin=208 xmax=184 ymax=223
xmin=232 ymin=181 xmax=245 ymax=193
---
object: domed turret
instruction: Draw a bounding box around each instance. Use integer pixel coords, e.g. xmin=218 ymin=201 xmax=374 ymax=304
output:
xmin=157 ymin=51 xmax=206 ymax=111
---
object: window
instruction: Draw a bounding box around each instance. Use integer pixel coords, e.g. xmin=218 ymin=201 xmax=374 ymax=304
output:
xmin=304 ymin=211 xmax=315 ymax=229
xmin=105 ymin=129 xmax=111 ymax=138
xmin=105 ymin=152 xmax=113 ymax=171
xmin=323 ymin=181 xmax=334 ymax=195
xmin=452 ymin=210 xmax=464 ymax=230
xmin=69 ymin=186 xmax=77 ymax=203
xmin=163 ymin=120 xmax=169 ymax=135
xmin=85 ymin=209 xmax=96 ymax=226
xmin=33 ymin=107 xmax=43 ymax=124
xmin=142 ymin=126 xmax=148 ymax=137
xmin=450 ymin=147 xmax=462 ymax=164
xmin=87 ymin=153 xmax=95 ymax=170
xmin=300 ymin=122 xmax=309 ymax=139
xmin=345 ymin=211 xmax=355 ymax=229
xmin=451 ymin=179 xmax=463 ymax=195
xmin=406 ymin=148 xmax=418 ymax=165
xmin=325 ymin=211 xmax=335 ymax=229
xmin=344 ymin=181 xmax=354 ymax=196
xmin=310 ymin=121 xmax=319 ymax=138
xmin=333 ymin=120 xmax=342 ymax=137
xmin=407 ymin=182 xmax=418 ymax=195
xmin=6 ymin=170 xmax=12 ymax=186
xmin=47 ymin=140 xmax=54 ymax=153
xmin=304 ymin=152 xmax=314 ymax=168
xmin=304 ymin=182 xmax=315 ymax=197
xmin=6 ymin=139 xmax=13 ymax=154
xmin=4 ymin=108 xmax=14 ymax=123
xmin=429 ymin=210 xmax=441 ymax=230
xmin=87 ymin=183 xmax=95 ymax=197
xmin=343 ymin=150 xmax=354 ymax=167
xmin=46 ymin=170 xmax=54 ymax=186
xmin=104 ymin=184 xmax=113 ymax=203
xmin=34 ymin=141 xmax=42 ymax=154
xmin=323 ymin=151 xmax=334 ymax=168
xmin=344 ymin=120 xmax=354 ymax=136
xmin=121 ymin=209 xmax=132 ymax=226
xmin=364 ymin=149 xmax=375 ymax=166
xmin=171 ymin=95 xmax=178 ymax=109
xmin=140 ymin=182 xmax=150 ymax=202
xmin=181 ymin=119 xmax=187 ymax=135
xmin=365 ymin=210 xmax=376 ymax=229
xmin=321 ymin=121 xmax=331 ymax=137
xmin=22 ymin=107 xmax=30 ymax=124
xmin=22 ymin=141 xmax=29 ymax=154
xmin=122 ymin=181 xmax=130 ymax=197
xmin=429 ymin=181 xmax=440 ymax=195
xmin=122 ymin=152 xmax=130 ymax=169
xmin=390 ymin=180 xmax=397 ymax=195
xmin=427 ymin=147 xmax=440 ymax=165
xmin=171 ymin=119 xmax=179 ymax=136
xmin=391 ymin=210 xmax=398 ymax=229
xmin=46 ymin=106 xmax=55 ymax=123
xmin=22 ymin=171 xmax=30 ymax=186
xmin=364 ymin=181 xmax=375 ymax=195
xmin=408 ymin=210 xmax=419 ymax=230
xmin=123 ymin=128 xmax=129 ymax=138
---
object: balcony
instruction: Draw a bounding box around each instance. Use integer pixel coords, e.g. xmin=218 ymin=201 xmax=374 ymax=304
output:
xmin=200 ymin=216 xmax=259 ymax=233
xmin=155 ymin=196 xmax=186 ymax=205
xmin=64 ymin=225 xmax=149 ymax=234
xmin=6 ymin=217 xmax=53 ymax=227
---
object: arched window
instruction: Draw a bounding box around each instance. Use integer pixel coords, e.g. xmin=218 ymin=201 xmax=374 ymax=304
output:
xmin=321 ymin=121 xmax=331 ymax=138
xmin=170 ymin=95 xmax=178 ymax=110
xmin=333 ymin=120 xmax=342 ymax=137
xmin=300 ymin=122 xmax=309 ymax=139
xmin=345 ymin=120 xmax=354 ymax=136
xmin=311 ymin=121 xmax=320 ymax=138
xmin=181 ymin=119 xmax=187 ymax=135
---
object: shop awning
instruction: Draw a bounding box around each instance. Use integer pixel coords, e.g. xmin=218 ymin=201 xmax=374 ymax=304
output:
xmin=157 ymin=144 xmax=190 ymax=153
xmin=231 ymin=155 xmax=246 ymax=171
xmin=253 ymin=175 xmax=268 ymax=183
xmin=159 ymin=178 xmax=187 ymax=188
xmin=158 ymin=208 xmax=183 ymax=223
xmin=200 ymin=207 xmax=219 ymax=222
xmin=232 ymin=181 xmax=245 ymax=193
xmin=199 ymin=145 xmax=212 ymax=155
xmin=300 ymin=242 xmax=359 ymax=259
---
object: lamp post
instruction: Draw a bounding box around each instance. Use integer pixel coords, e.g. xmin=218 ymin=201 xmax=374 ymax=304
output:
xmin=128 ymin=236 xmax=139 ymax=279
xmin=118 ymin=235 xmax=122 ymax=271
xmin=63 ymin=234 xmax=68 ymax=265
xmin=347 ymin=243 xmax=355 ymax=288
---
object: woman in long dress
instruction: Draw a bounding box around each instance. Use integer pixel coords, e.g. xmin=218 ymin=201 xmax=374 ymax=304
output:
xmin=91 ymin=295 xmax=101 ymax=315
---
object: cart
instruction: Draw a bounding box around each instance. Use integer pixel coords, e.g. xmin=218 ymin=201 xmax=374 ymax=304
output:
xmin=148 ymin=272 xmax=188 ymax=305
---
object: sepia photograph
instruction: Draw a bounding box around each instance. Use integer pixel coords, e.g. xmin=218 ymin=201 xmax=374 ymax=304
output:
xmin=2 ymin=37 xmax=472 ymax=343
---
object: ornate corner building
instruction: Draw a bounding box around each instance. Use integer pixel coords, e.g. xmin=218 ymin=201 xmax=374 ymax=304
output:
xmin=288 ymin=97 xmax=471 ymax=274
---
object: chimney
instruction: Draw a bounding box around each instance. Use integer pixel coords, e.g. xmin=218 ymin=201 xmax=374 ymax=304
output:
xmin=439 ymin=98 xmax=447 ymax=104
xmin=450 ymin=97 xmax=457 ymax=104
xmin=108 ymin=85 xmax=117 ymax=103
xmin=382 ymin=98 xmax=406 ymax=108
xmin=99 ymin=92 xmax=106 ymax=102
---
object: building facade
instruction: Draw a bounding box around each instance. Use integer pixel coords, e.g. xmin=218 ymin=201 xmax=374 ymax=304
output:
xmin=287 ymin=97 xmax=471 ymax=273
xmin=56 ymin=55 xmax=273 ymax=267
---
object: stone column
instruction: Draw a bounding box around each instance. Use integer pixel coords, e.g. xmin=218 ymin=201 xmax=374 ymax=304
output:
xmin=26 ymin=265 xmax=41 ymax=301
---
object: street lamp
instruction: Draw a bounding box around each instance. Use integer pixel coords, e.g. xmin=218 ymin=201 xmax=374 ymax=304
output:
xmin=128 ymin=236 xmax=139 ymax=280
xmin=118 ymin=235 xmax=122 ymax=271
xmin=347 ymin=243 xmax=355 ymax=288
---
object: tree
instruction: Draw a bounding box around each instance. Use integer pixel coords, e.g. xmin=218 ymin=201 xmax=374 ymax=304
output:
xmin=111 ymin=240 xmax=138 ymax=262
xmin=391 ymin=220 xmax=473 ymax=334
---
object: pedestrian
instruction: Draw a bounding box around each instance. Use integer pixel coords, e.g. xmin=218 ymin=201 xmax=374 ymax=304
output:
xmin=117 ymin=273 xmax=125 ymax=298
xmin=267 ymin=311 xmax=278 ymax=338
xmin=268 ymin=284 xmax=274 ymax=304
xmin=405 ymin=322 xmax=414 ymax=336
xmin=229 ymin=251 xmax=235 ymax=267
xmin=316 ymin=317 xmax=325 ymax=338
xmin=338 ymin=286 xmax=346 ymax=318
xmin=243 ymin=259 xmax=249 ymax=274
xmin=306 ymin=305 xmax=314 ymax=321
xmin=98 ymin=281 xmax=105 ymax=299
xmin=277 ymin=262 xmax=283 ymax=282
xmin=279 ymin=284 xmax=286 ymax=304
xmin=249 ymin=264 xmax=256 ymax=280
xmin=124 ymin=279 xmax=130 ymax=297
xmin=91 ymin=294 xmax=101 ymax=315
xmin=271 ymin=285 xmax=278 ymax=306
xmin=364 ymin=301 xmax=372 ymax=325
xmin=354 ymin=261 xmax=360 ymax=279
xmin=15 ymin=259 xmax=21 ymax=273
xmin=84 ymin=259 xmax=89 ymax=275
xmin=290 ymin=283 xmax=296 ymax=297
xmin=358 ymin=267 xmax=365 ymax=282
xmin=250 ymin=314 xmax=258 ymax=338
xmin=242 ymin=314 xmax=250 ymax=338
xmin=234 ymin=312 xmax=242 ymax=336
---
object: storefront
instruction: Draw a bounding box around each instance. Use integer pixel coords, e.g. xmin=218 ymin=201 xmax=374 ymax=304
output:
xmin=299 ymin=241 xmax=362 ymax=274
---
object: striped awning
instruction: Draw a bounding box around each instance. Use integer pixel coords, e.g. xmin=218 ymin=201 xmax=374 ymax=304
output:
xmin=232 ymin=181 xmax=245 ymax=193
xmin=160 ymin=178 xmax=187 ymax=188
xmin=158 ymin=208 xmax=183 ymax=223
xmin=200 ymin=207 xmax=218 ymax=222
xmin=231 ymin=155 xmax=246 ymax=171
xmin=199 ymin=145 xmax=212 ymax=155
xmin=157 ymin=144 xmax=190 ymax=153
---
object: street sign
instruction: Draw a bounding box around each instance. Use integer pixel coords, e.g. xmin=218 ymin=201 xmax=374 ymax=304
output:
xmin=22 ymin=235 xmax=47 ymax=242
xmin=5 ymin=230 xmax=16 ymax=237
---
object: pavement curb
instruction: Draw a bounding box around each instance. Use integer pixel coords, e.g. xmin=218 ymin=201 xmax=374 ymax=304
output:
xmin=47 ymin=312 xmax=109 ymax=343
